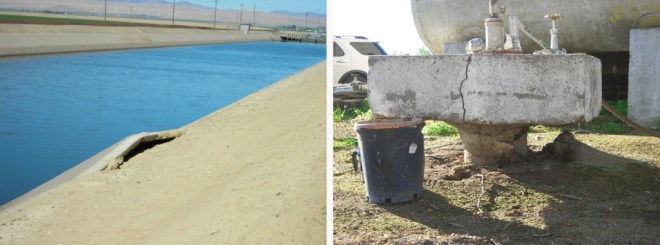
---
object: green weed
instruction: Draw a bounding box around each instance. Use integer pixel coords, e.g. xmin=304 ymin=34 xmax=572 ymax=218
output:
xmin=588 ymin=121 xmax=628 ymax=134
xmin=528 ymin=125 xmax=561 ymax=133
xmin=422 ymin=121 xmax=458 ymax=136
xmin=585 ymin=99 xmax=630 ymax=134
xmin=333 ymin=138 xmax=357 ymax=149
xmin=417 ymin=47 xmax=433 ymax=56
xmin=333 ymin=100 xmax=372 ymax=122
xmin=600 ymin=99 xmax=628 ymax=116
xmin=333 ymin=106 xmax=349 ymax=122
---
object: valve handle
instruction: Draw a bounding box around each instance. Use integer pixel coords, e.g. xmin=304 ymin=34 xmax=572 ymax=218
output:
xmin=544 ymin=13 xmax=562 ymax=21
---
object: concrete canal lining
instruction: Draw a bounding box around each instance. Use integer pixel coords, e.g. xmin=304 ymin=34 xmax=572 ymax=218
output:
xmin=0 ymin=62 xmax=326 ymax=244
xmin=0 ymin=24 xmax=277 ymax=57
xmin=2 ymin=130 xmax=183 ymax=209
xmin=0 ymin=25 xmax=277 ymax=208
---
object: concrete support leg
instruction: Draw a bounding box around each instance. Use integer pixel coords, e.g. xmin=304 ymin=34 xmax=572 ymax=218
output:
xmin=450 ymin=123 xmax=528 ymax=166
xmin=629 ymin=28 xmax=660 ymax=130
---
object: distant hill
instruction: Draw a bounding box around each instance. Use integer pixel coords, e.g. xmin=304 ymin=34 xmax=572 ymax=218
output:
xmin=110 ymin=0 xmax=213 ymax=9
xmin=108 ymin=0 xmax=168 ymax=3
xmin=0 ymin=0 xmax=326 ymax=27
xmin=271 ymin=10 xmax=325 ymax=19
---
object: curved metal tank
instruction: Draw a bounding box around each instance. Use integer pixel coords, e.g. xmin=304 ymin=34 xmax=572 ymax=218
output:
xmin=412 ymin=0 xmax=660 ymax=54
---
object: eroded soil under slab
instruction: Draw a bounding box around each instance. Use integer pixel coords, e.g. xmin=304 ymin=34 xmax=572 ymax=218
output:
xmin=334 ymin=120 xmax=660 ymax=244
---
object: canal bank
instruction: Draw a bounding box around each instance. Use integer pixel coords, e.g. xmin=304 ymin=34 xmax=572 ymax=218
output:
xmin=0 ymin=61 xmax=326 ymax=244
xmin=0 ymin=24 xmax=277 ymax=56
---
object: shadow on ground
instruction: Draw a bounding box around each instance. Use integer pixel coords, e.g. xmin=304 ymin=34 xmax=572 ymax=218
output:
xmin=382 ymin=190 xmax=549 ymax=244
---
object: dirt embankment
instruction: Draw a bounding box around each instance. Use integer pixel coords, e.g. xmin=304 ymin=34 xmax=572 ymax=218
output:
xmin=0 ymin=62 xmax=327 ymax=244
xmin=0 ymin=23 xmax=277 ymax=57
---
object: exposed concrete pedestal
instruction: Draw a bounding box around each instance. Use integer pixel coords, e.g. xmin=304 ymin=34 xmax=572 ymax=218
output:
xmin=368 ymin=54 xmax=602 ymax=166
xmin=451 ymin=123 xmax=528 ymax=165
xmin=629 ymin=28 xmax=660 ymax=130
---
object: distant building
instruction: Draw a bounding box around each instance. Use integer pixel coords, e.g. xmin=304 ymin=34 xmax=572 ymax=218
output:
xmin=239 ymin=24 xmax=251 ymax=34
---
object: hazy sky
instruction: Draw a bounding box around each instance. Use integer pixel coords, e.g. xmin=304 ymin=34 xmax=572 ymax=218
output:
xmin=332 ymin=0 xmax=426 ymax=54
xmin=177 ymin=0 xmax=326 ymax=14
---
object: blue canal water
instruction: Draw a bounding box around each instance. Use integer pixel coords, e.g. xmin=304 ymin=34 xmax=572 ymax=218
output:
xmin=0 ymin=42 xmax=325 ymax=205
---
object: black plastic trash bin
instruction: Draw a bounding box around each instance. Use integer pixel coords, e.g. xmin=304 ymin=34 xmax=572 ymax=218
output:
xmin=354 ymin=118 xmax=425 ymax=204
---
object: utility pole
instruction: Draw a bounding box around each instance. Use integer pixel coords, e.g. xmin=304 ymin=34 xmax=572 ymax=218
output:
xmin=172 ymin=0 xmax=176 ymax=25
xmin=130 ymin=5 xmax=133 ymax=18
xmin=305 ymin=12 xmax=308 ymax=30
xmin=213 ymin=0 xmax=219 ymax=28
xmin=252 ymin=3 xmax=255 ymax=26
xmin=104 ymin=0 xmax=107 ymax=22
xmin=239 ymin=3 xmax=243 ymax=24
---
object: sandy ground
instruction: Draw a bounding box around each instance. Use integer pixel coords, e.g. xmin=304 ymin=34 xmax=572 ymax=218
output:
xmin=0 ymin=62 xmax=327 ymax=244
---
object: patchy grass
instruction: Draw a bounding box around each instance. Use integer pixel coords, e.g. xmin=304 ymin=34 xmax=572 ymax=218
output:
xmin=601 ymin=100 xmax=628 ymax=116
xmin=422 ymin=121 xmax=458 ymax=137
xmin=583 ymin=113 xmax=629 ymax=134
xmin=332 ymin=106 xmax=350 ymax=122
xmin=588 ymin=121 xmax=628 ymax=134
xmin=334 ymin=137 xmax=357 ymax=150
xmin=528 ymin=125 xmax=561 ymax=133
xmin=333 ymin=100 xmax=372 ymax=122
xmin=334 ymin=116 xmax=660 ymax=244
xmin=580 ymin=99 xmax=631 ymax=134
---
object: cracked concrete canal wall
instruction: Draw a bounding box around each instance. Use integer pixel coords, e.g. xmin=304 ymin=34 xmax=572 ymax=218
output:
xmin=0 ymin=24 xmax=277 ymax=57
xmin=367 ymin=54 xmax=602 ymax=126
xmin=2 ymin=130 xmax=183 ymax=209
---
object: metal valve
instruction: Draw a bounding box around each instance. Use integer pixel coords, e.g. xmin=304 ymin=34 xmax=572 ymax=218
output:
xmin=545 ymin=13 xmax=562 ymax=50
xmin=544 ymin=13 xmax=562 ymax=23
xmin=485 ymin=0 xmax=505 ymax=51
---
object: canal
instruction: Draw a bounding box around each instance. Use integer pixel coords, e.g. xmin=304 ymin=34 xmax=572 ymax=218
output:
xmin=0 ymin=42 xmax=325 ymax=205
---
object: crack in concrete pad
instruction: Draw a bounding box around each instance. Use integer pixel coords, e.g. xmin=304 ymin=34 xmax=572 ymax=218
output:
xmin=459 ymin=55 xmax=472 ymax=122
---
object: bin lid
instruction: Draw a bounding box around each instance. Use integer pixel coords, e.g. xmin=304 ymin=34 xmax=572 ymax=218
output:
xmin=354 ymin=118 xmax=424 ymax=131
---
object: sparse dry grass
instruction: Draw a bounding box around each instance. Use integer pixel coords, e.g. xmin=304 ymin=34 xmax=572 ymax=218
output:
xmin=333 ymin=117 xmax=660 ymax=244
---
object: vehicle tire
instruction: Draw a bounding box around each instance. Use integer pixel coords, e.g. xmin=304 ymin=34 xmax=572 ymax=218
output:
xmin=339 ymin=73 xmax=367 ymax=84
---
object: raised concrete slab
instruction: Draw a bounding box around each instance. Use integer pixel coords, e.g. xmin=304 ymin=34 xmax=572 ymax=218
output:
xmin=629 ymin=28 xmax=660 ymax=130
xmin=368 ymin=54 xmax=602 ymax=126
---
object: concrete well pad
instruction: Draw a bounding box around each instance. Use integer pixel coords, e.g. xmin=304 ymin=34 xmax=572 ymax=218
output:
xmin=368 ymin=54 xmax=602 ymax=126
xmin=368 ymin=54 xmax=602 ymax=165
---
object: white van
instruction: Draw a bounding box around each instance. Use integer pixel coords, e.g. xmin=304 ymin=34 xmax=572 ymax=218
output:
xmin=332 ymin=36 xmax=387 ymax=85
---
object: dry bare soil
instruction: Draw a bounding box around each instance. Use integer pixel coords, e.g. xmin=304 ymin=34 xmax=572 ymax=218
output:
xmin=334 ymin=119 xmax=660 ymax=244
